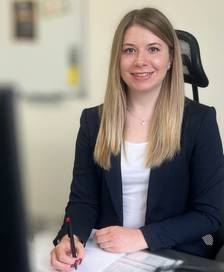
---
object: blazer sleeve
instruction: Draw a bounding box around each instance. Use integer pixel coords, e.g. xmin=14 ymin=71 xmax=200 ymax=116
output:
xmin=53 ymin=109 xmax=100 ymax=245
xmin=140 ymin=107 xmax=224 ymax=251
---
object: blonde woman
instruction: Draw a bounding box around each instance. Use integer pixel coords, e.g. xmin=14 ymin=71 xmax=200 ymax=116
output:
xmin=51 ymin=7 xmax=224 ymax=271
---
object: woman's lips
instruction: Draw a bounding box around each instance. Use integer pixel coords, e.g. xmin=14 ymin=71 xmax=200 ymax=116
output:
xmin=131 ymin=71 xmax=154 ymax=80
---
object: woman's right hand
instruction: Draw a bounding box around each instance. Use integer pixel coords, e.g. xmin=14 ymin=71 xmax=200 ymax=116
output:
xmin=50 ymin=235 xmax=85 ymax=271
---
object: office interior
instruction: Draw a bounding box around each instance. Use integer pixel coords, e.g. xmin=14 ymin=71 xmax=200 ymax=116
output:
xmin=0 ymin=0 xmax=224 ymax=268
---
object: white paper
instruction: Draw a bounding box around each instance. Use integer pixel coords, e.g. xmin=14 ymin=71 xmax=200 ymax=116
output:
xmin=104 ymin=251 xmax=183 ymax=272
xmin=76 ymin=229 xmax=125 ymax=272
xmin=76 ymin=230 xmax=183 ymax=272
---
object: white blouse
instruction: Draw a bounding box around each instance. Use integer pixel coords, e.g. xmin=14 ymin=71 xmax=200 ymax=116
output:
xmin=121 ymin=141 xmax=150 ymax=228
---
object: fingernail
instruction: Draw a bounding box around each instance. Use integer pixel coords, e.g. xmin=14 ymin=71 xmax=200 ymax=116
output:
xmin=78 ymin=258 xmax=83 ymax=265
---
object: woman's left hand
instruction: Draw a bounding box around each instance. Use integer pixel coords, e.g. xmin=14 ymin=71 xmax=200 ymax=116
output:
xmin=95 ymin=226 xmax=148 ymax=253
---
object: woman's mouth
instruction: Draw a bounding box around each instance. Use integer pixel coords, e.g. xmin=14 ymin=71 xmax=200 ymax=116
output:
xmin=131 ymin=72 xmax=154 ymax=80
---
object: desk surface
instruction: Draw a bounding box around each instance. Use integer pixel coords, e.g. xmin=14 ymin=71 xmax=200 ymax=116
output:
xmin=158 ymin=249 xmax=224 ymax=271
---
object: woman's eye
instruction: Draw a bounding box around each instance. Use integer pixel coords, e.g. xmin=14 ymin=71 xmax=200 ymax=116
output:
xmin=148 ymin=47 xmax=160 ymax=53
xmin=123 ymin=48 xmax=135 ymax=54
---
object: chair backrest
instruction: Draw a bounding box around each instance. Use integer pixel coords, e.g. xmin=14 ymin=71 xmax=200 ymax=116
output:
xmin=176 ymin=30 xmax=209 ymax=102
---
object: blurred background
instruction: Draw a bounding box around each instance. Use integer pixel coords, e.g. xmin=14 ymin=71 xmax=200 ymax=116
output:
xmin=0 ymin=0 xmax=224 ymax=264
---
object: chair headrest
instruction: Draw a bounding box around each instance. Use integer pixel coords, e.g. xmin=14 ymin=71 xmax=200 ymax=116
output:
xmin=176 ymin=30 xmax=209 ymax=88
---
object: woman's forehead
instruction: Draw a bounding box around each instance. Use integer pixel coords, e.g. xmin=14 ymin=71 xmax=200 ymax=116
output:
xmin=123 ymin=24 xmax=167 ymax=46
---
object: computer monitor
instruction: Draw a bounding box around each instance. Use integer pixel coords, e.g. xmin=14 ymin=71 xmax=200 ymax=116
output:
xmin=0 ymin=87 xmax=30 ymax=272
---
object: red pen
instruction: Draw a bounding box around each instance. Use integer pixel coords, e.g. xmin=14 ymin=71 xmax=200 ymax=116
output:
xmin=66 ymin=217 xmax=77 ymax=270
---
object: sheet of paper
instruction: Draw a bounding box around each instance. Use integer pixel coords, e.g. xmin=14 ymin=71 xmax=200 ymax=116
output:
xmin=104 ymin=251 xmax=183 ymax=272
xmin=76 ymin=230 xmax=125 ymax=272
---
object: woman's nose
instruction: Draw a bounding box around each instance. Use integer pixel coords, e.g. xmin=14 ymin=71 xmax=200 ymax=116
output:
xmin=134 ymin=52 xmax=148 ymax=67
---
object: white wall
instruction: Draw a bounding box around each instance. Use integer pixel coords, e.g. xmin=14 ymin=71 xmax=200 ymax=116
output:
xmin=1 ymin=0 xmax=224 ymax=226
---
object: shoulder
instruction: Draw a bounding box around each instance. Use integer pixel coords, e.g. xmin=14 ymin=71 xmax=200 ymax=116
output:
xmin=79 ymin=105 xmax=102 ymax=141
xmin=81 ymin=105 xmax=102 ymax=123
xmin=82 ymin=104 xmax=102 ymax=117
xmin=183 ymin=97 xmax=216 ymax=129
xmin=184 ymin=97 xmax=215 ymax=116
xmin=182 ymin=98 xmax=221 ymax=149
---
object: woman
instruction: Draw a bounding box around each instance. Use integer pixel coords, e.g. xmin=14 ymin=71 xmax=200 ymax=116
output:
xmin=51 ymin=7 xmax=224 ymax=271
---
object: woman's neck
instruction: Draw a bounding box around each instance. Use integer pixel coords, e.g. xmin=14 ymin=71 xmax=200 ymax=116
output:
xmin=127 ymin=88 xmax=160 ymax=119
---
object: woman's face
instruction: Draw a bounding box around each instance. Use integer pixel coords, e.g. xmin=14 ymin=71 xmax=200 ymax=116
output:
xmin=120 ymin=24 xmax=171 ymax=95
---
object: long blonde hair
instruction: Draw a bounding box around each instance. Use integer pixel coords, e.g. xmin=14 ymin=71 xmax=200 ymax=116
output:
xmin=94 ymin=8 xmax=185 ymax=170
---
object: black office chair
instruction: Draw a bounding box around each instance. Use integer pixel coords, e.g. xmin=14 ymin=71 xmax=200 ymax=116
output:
xmin=176 ymin=30 xmax=224 ymax=261
xmin=176 ymin=30 xmax=209 ymax=102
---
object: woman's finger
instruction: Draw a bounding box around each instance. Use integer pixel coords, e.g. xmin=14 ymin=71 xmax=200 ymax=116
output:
xmin=54 ymin=240 xmax=76 ymax=265
xmin=98 ymin=241 xmax=113 ymax=250
xmin=75 ymin=241 xmax=85 ymax=259
xmin=50 ymin=249 xmax=73 ymax=271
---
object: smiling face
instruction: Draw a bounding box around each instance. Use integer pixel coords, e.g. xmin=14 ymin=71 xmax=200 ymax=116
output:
xmin=120 ymin=24 xmax=171 ymax=96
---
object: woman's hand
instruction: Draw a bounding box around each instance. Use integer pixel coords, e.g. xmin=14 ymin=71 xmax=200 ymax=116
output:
xmin=95 ymin=226 xmax=148 ymax=253
xmin=50 ymin=235 xmax=85 ymax=271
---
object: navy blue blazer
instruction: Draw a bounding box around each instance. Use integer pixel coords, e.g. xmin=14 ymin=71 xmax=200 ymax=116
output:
xmin=54 ymin=98 xmax=224 ymax=258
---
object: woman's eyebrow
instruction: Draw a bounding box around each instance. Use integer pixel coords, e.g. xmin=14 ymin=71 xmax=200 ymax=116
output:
xmin=122 ymin=43 xmax=135 ymax=47
xmin=122 ymin=42 xmax=162 ymax=47
xmin=147 ymin=42 xmax=162 ymax=47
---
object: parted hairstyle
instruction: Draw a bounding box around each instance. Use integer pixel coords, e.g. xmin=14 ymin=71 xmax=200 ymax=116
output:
xmin=94 ymin=7 xmax=185 ymax=170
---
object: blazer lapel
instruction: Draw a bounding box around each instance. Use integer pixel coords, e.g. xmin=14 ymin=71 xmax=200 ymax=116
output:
xmin=145 ymin=159 xmax=173 ymax=223
xmin=104 ymin=154 xmax=123 ymax=224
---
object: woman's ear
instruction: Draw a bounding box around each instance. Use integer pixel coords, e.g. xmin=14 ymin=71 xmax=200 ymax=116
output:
xmin=168 ymin=50 xmax=173 ymax=70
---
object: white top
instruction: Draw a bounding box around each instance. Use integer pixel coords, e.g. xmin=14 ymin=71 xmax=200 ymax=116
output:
xmin=121 ymin=141 xmax=150 ymax=229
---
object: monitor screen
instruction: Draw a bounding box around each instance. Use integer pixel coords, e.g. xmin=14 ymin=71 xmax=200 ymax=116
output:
xmin=0 ymin=87 xmax=30 ymax=272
